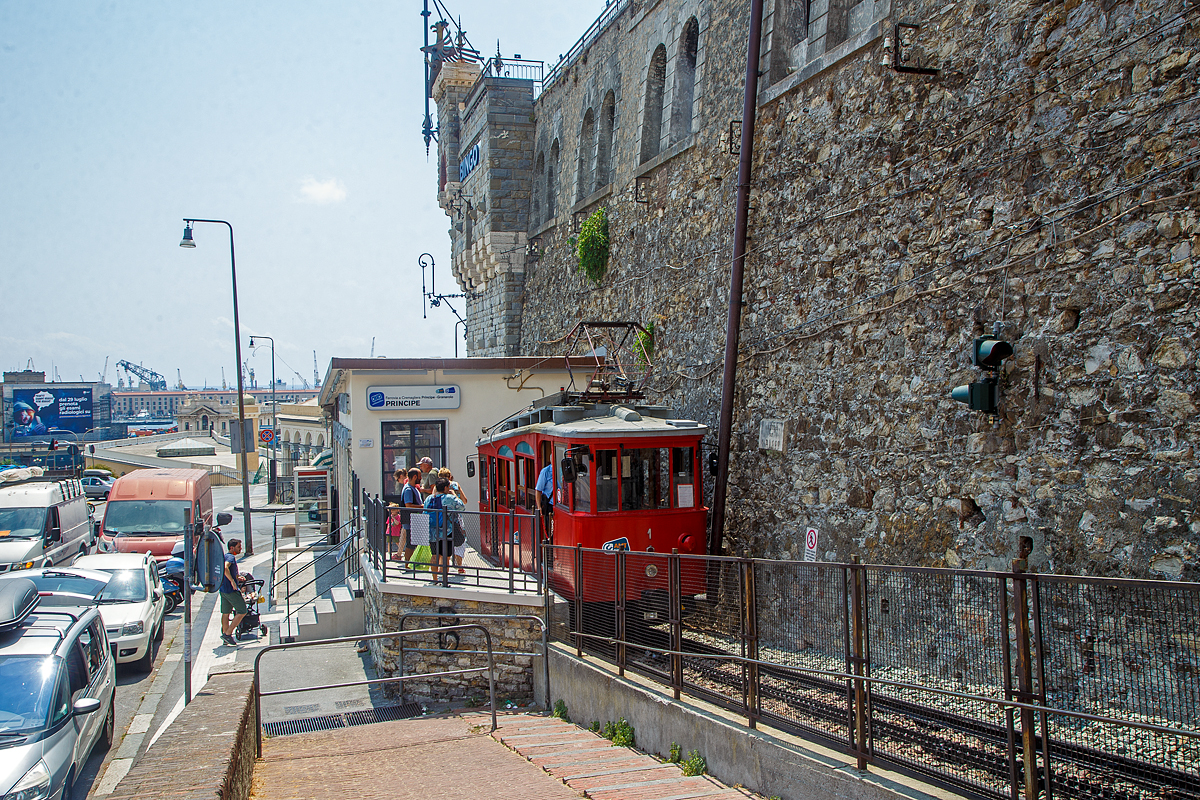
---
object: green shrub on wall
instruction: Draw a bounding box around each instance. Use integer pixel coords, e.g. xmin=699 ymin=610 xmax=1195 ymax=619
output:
xmin=576 ymin=207 xmax=610 ymax=284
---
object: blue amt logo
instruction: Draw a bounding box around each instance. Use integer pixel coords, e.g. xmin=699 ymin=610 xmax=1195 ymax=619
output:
xmin=368 ymin=391 xmax=385 ymax=409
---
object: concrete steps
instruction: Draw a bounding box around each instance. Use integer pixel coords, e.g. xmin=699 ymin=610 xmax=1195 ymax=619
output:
xmin=280 ymin=579 xmax=364 ymax=643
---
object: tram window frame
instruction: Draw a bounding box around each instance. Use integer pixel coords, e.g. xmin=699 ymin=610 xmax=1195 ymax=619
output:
xmin=595 ymin=449 xmax=619 ymax=512
xmin=554 ymin=444 xmax=569 ymax=509
xmin=516 ymin=455 xmax=536 ymax=509
xmin=572 ymin=449 xmax=591 ymax=513
xmin=497 ymin=450 xmax=514 ymax=508
xmin=478 ymin=457 xmax=489 ymax=504
xmin=620 ymin=446 xmax=669 ymax=510
xmin=672 ymin=446 xmax=696 ymax=508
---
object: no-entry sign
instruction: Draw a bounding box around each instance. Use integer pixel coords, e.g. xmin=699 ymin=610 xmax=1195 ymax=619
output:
xmin=804 ymin=528 xmax=819 ymax=562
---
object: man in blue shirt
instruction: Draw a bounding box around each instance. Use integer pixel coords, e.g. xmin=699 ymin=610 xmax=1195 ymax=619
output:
xmin=219 ymin=539 xmax=246 ymax=646
xmin=535 ymin=463 xmax=554 ymax=542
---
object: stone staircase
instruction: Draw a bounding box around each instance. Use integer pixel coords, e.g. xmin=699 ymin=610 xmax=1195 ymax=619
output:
xmin=279 ymin=576 xmax=364 ymax=642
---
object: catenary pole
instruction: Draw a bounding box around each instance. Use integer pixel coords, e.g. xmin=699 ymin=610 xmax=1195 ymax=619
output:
xmin=709 ymin=0 xmax=766 ymax=557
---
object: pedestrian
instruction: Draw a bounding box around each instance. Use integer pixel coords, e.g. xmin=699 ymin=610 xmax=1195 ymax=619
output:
xmin=385 ymin=503 xmax=404 ymax=560
xmin=535 ymin=461 xmax=554 ymax=552
xmin=439 ymin=468 xmax=469 ymax=574
xmin=219 ymin=539 xmax=247 ymax=646
xmin=424 ymin=478 xmax=464 ymax=584
xmin=417 ymin=456 xmax=437 ymax=497
xmin=400 ymin=466 xmax=424 ymax=568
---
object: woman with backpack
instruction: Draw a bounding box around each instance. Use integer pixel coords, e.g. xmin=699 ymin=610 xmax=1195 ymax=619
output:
xmin=424 ymin=478 xmax=464 ymax=584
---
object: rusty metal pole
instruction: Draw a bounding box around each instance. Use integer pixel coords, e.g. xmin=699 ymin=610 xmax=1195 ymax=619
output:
xmin=743 ymin=553 xmax=759 ymax=729
xmin=670 ymin=548 xmax=682 ymax=700
xmin=850 ymin=556 xmax=868 ymax=770
xmin=1012 ymin=559 xmax=1039 ymax=800
xmin=709 ymin=0 xmax=766 ymax=558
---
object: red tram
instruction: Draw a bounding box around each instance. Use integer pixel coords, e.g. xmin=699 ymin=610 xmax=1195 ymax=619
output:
xmin=473 ymin=392 xmax=709 ymax=604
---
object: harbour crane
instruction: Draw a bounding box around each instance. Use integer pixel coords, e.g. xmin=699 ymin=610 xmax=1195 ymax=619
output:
xmin=313 ymin=351 xmax=321 ymax=388
xmin=116 ymin=360 xmax=167 ymax=391
xmin=99 ymin=356 xmax=108 ymax=384
xmin=176 ymin=369 xmax=186 ymax=390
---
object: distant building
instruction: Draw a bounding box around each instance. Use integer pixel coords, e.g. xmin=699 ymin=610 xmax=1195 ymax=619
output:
xmin=111 ymin=388 xmax=320 ymax=420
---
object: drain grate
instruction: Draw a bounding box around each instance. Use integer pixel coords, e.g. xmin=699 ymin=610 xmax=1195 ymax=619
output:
xmin=262 ymin=703 xmax=423 ymax=738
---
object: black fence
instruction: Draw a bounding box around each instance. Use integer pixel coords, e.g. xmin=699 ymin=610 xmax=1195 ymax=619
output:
xmin=547 ymin=546 xmax=1200 ymax=800
xmin=362 ymin=491 xmax=542 ymax=593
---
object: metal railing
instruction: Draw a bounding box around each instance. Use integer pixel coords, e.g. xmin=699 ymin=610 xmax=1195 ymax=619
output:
xmin=547 ymin=545 xmax=1200 ymax=800
xmin=252 ymin=625 xmax=498 ymax=756
xmin=541 ymin=0 xmax=629 ymax=93
xmin=273 ymin=516 xmax=361 ymax=640
xmin=362 ymin=490 xmax=543 ymax=593
xmin=480 ymin=56 xmax=544 ymax=95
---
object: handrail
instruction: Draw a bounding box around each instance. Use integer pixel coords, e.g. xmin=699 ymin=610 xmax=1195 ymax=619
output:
xmin=566 ymin=631 xmax=1200 ymax=742
xmin=397 ymin=612 xmax=550 ymax=717
xmin=278 ymin=528 xmax=361 ymax=639
xmin=274 ymin=516 xmax=357 ymax=576
xmin=253 ymin=624 xmax=497 ymax=757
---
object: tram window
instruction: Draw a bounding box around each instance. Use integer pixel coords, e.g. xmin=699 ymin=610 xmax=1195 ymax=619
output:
xmin=673 ymin=447 xmax=696 ymax=508
xmin=479 ymin=458 xmax=489 ymax=503
xmin=573 ymin=453 xmax=591 ymax=513
xmin=622 ymin=447 xmax=668 ymax=510
xmin=555 ymin=444 xmax=568 ymax=508
xmin=497 ymin=459 xmax=513 ymax=507
xmin=595 ymin=450 xmax=619 ymax=511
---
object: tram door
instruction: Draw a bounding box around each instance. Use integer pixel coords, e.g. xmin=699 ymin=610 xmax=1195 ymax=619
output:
xmin=487 ymin=455 xmax=499 ymax=559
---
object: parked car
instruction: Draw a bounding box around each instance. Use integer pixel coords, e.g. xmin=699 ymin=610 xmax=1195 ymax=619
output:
xmin=0 ymin=578 xmax=116 ymax=800
xmin=81 ymin=476 xmax=114 ymax=501
xmin=0 ymin=475 xmax=94 ymax=573
xmin=0 ymin=562 xmax=164 ymax=671
xmin=73 ymin=553 xmax=167 ymax=668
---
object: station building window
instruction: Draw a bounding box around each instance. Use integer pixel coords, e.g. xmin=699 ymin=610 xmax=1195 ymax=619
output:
xmin=381 ymin=420 xmax=446 ymax=503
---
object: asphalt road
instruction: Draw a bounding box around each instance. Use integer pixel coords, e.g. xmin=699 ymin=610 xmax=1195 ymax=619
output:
xmin=77 ymin=488 xmax=284 ymax=800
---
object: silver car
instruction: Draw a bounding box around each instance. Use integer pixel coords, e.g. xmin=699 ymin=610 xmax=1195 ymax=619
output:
xmin=0 ymin=578 xmax=116 ymax=800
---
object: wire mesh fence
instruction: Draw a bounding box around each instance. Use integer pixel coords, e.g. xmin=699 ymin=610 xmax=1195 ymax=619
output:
xmin=547 ymin=545 xmax=1200 ymax=800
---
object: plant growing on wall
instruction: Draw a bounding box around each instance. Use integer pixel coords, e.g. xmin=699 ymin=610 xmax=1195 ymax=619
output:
xmin=635 ymin=322 xmax=655 ymax=366
xmin=576 ymin=207 xmax=610 ymax=284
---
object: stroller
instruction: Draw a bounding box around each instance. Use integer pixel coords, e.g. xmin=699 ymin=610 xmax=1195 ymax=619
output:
xmin=236 ymin=575 xmax=269 ymax=640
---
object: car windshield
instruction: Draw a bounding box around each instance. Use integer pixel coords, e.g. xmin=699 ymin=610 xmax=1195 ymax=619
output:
xmin=103 ymin=500 xmax=191 ymax=535
xmin=26 ymin=572 xmax=108 ymax=598
xmin=96 ymin=570 xmax=148 ymax=603
xmin=0 ymin=507 xmax=48 ymax=539
xmin=0 ymin=655 xmax=60 ymax=734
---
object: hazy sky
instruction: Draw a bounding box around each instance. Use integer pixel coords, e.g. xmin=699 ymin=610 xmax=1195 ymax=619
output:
xmin=0 ymin=1 xmax=598 ymax=390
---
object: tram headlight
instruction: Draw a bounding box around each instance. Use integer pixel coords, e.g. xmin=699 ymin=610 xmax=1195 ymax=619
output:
xmin=645 ymin=564 xmax=658 ymax=578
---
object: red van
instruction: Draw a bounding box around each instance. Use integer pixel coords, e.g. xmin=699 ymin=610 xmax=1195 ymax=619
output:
xmin=97 ymin=468 xmax=214 ymax=560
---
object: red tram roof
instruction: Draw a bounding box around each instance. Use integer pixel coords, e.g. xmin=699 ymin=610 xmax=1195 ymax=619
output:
xmin=477 ymin=403 xmax=707 ymax=448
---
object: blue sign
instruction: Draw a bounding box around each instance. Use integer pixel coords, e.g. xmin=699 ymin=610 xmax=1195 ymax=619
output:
xmin=602 ymin=537 xmax=630 ymax=553
xmin=368 ymin=391 xmax=386 ymax=409
xmin=11 ymin=388 xmax=93 ymax=438
xmin=458 ymin=142 xmax=481 ymax=182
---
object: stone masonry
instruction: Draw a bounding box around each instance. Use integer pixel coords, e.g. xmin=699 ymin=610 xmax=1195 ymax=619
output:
xmin=432 ymin=0 xmax=1200 ymax=580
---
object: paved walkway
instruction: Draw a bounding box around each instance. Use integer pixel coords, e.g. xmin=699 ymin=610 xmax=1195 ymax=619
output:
xmin=252 ymin=713 xmax=756 ymax=800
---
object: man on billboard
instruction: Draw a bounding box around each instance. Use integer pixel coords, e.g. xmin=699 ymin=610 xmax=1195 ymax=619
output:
xmin=12 ymin=401 xmax=48 ymax=437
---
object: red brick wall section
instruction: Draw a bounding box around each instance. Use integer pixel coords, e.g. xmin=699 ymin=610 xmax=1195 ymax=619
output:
xmin=105 ymin=668 xmax=257 ymax=800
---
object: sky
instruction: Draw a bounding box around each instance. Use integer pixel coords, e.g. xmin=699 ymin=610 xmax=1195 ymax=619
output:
xmin=0 ymin=0 xmax=600 ymax=390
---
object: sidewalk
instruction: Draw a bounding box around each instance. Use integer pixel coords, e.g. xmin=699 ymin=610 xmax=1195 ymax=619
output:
xmin=251 ymin=712 xmax=758 ymax=800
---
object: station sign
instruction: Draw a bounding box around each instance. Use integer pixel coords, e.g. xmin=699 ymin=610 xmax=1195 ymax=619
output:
xmin=366 ymin=385 xmax=461 ymax=411
xmin=458 ymin=142 xmax=481 ymax=181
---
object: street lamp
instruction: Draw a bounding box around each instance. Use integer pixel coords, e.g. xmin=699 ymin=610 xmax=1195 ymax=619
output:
xmin=180 ymin=219 xmax=255 ymax=556
xmin=249 ymin=335 xmax=277 ymax=503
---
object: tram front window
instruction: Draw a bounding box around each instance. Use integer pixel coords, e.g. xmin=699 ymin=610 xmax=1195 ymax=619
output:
xmin=621 ymin=448 xmax=669 ymax=510
xmin=596 ymin=450 xmax=618 ymax=511
xmin=673 ymin=447 xmax=696 ymax=508
xmin=573 ymin=452 xmax=591 ymax=513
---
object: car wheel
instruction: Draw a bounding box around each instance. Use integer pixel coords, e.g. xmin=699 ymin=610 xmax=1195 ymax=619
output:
xmin=99 ymin=697 xmax=115 ymax=749
xmin=135 ymin=640 xmax=154 ymax=672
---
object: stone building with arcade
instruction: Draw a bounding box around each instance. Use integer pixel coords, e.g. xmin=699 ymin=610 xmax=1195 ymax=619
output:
xmin=428 ymin=0 xmax=1200 ymax=578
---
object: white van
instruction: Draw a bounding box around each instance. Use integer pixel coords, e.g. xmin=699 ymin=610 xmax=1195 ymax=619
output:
xmin=0 ymin=475 xmax=94 ymax=573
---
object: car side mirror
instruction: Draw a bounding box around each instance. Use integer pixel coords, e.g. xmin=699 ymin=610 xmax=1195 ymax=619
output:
xmin=216 ymin=512 xmax=232 ymax=526
xmin=153 ymin=588 xmax=164 ymax=600
xmin=93 ymin=520 xmax=101 ymax=536
xmin=707 ymin=452 xmax=719 ymax=477
xmin=560 ymin=457 xmax=577 ymax=484
xmin=466 ymin=461 xmax=475 ymax=478
xmin=73 ymin=697 xmax=101 ymax=716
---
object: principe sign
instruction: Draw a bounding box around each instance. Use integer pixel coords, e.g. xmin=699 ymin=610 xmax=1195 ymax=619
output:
xmin=366 ymin=385 xmax=461 ymax=411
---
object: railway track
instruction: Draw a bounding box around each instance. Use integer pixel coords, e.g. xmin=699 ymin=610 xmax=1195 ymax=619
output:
xmin=580 ymin=621 xmax=1200 ymax=800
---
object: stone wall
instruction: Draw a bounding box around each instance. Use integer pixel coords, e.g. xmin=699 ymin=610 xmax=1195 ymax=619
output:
xmin=365 ymin=575 xmax=546 ymax=703
xmin=436 ymin=0 xmax=1200 ymax=579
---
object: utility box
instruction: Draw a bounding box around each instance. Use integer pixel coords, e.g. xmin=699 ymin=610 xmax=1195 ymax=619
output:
xmin=294 ymin=467 xmax=331 ymax=535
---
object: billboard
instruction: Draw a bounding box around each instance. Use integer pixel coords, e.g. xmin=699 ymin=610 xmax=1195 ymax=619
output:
xmin=11 ymin=388 xmax=94 ymax=438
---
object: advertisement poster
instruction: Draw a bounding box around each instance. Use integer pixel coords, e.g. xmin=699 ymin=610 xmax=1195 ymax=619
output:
xmin=11 ymin=388 xmax=93 ymax=438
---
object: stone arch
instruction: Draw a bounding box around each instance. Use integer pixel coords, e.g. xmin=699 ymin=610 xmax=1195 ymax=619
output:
xmin=305 ymin=432 xmax=313 ymax=446
xmin=317 ymin=434 xmax=324 ymax=448
xmin=534 ymin=150 xmax=545 ymax=225
xmin=596 ymin=91 xmax=616 ymax=190
xmin=640 ymin=45 xmax=667 ymax=163
xmin=201 ymin=415 xmax=209 ymax=431
xmin=576 ymin=108 xmax=596 ymax=203
xmin=547 ymin=139 xmax=560 ymax=219
xmin=284 ymin=430 xmax=292 ymax=443
xmin=184 ymin=422 xmax=190 ymax=431
xmin=671 ymin=17 xmax=700 ymax=144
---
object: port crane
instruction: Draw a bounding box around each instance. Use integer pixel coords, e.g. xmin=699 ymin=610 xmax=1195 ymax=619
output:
xmin=116 ymin=360 xmax=167 ymax=391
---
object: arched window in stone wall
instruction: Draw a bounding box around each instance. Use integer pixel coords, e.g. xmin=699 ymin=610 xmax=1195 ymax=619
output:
xmin=534 ymin=151 xmax=545 ymax=225
xmin=576 ymin=108 xmax=596 ymax=203
xmin=548 ymin=139 xmax=560 ymax=220
xmin=596 ymin=91 xmax=616 ymax=190
xmin=640 ymin=45 xmax=667 ymax=164
xmin=671 ymin=18 xmax=700 ymax=144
